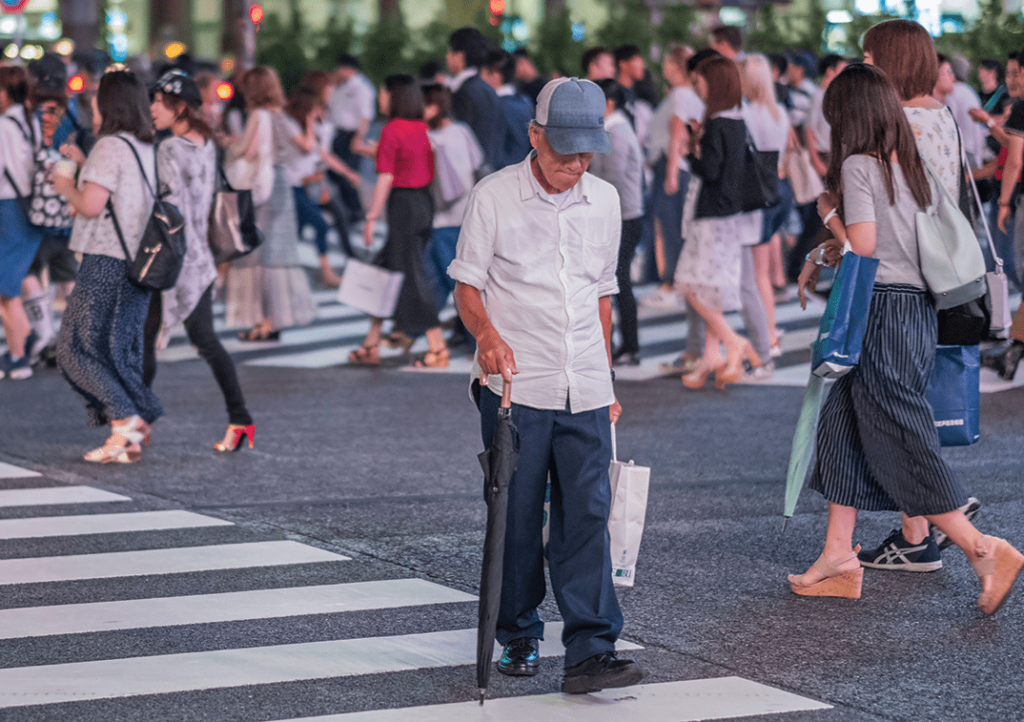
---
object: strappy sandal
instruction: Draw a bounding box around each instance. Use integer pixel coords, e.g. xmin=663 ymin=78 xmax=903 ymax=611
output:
xmin=973 ymin=536 xmax=1024 ymax=614
xmin=788 ymin=545 xmax=864 ymax=599
xmin=348 ymin=345 xmax=381 ymax=366
xmin=414 ymin=348 xmax=450 ymax=368
xmin=84 ymin=416 xmax=146 ymax=464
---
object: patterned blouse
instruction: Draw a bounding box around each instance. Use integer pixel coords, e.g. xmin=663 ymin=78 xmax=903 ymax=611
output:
xmin=903 ymin=106 xmax=961 ymax=201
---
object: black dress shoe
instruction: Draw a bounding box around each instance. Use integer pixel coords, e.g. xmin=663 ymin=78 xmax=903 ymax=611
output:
xmin=561 ymin=652 xmax=644 ymax=694
xmin=496 ymin=638 xmax=540 ymax=677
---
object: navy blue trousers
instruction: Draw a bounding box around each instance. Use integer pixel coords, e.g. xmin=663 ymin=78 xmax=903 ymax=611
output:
xmin=477 ymin=384 xmax=623 ymax=668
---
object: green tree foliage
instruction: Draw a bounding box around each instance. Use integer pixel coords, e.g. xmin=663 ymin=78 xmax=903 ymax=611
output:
xmin=312 ymin=15 xmax=357 ymax=71
xmin=747 ymin=3 xmax=789 ymax=55
xmin=594 ymin=0 xmax=653 ymax=56
xmin=255 ymin=10 xmax=308 ymax=94
xmin=941 ymin=0 xmax=1024 ymax=66
xmin=655 ymin=3 xmax=696 ymax=51
xmin=534 ymin=7 xmax=583 ymax=77
xmin=361 ymin=9 xmax=412 ymax=87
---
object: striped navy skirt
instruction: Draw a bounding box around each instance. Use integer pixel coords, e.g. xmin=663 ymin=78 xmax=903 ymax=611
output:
xmin=809 ymin=284 xmax=967 ymax=516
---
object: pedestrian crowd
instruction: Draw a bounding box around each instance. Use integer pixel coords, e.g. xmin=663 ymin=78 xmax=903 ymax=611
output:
xmin=1 ymin=16 xmax=1023 ymax=697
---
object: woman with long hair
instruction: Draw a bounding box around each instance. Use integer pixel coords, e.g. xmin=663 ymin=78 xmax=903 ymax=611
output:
xmin=790 ymin=65 xmax=1023 ymax=612
xmin=673 ymin=56 xmax=760 ymax=389
xmin=348 ymin=74 xmax=447 ymax=368
xmin=142 ymin=70 xmax=255 ymax=453
xmin=742 ymin=53 xmax=792 ymax=364
xmin=52 ymin=70 xmax=161 ymax=462
xmin=224 ymin=65 xmax=316 ymax=341
xmin=0 ymin=66 xmax=42 ymax=380
xmin=860 ymin=19 xmax=982 ymax=569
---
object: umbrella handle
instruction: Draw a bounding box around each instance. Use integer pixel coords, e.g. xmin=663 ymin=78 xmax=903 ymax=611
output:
xmin=500 ymin=379 xmax=512 ymax=409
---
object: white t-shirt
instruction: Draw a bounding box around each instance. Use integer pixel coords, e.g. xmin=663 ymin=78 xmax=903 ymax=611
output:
xmin=743 ymin=100 xmax=790 ymax=171
xmin=281 ymin=115 xmax=324 ymax=187
xmin=647 ymin=86 xmax=704 ymax=171
xmin=70 ymin=134 xmax=155 ymax=260
xmin=429 ymin=121 xmax=483 ymax=229
xmin=806 ymin=87 xmax=830 ymax=152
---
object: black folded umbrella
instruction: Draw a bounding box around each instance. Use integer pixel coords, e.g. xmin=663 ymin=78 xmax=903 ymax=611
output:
xmin=476 ymin=381 xmax=517 ymax=704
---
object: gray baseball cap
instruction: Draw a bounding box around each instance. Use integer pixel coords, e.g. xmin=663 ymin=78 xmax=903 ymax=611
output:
xmin=534 ymin=77 xmax=611 ymax=155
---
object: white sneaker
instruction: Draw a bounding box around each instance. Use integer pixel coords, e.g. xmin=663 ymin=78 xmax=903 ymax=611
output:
xmin=640 ymin=287 xmax=679 ymax=308
xmin=744 ymin=362 xmax=775 ymax=380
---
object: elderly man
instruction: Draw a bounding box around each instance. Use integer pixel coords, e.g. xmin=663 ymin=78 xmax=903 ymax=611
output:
xmin=449 ymin=78 xmax=643 ymax=694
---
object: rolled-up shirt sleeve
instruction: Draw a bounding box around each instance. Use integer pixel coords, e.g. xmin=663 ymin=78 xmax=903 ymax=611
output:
xmin=447 ymin=184 xmax=497 ymax=290
xmin=597 ymin=200 xmax=621 ymax=297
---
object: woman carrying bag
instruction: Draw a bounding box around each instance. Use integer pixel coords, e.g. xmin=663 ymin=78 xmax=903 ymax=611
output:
xmin=790 ymin=64 xmax=1023 ymax=614
xmin=348 ymin=74 xmax=447 ymax=368
xmin=224 ymin=66 xmax=315 ymax=342
xmin=142 ymin=70 xmax=255 ymax=453
xmin=52 ymin=70 xmax=161 ymax=463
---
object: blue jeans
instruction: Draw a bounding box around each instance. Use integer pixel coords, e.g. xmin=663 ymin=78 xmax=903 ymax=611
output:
xmin=651 ymin=155 xmax=689 ymax=285
xmin=476 ymin=384 xmax=623 ymax=668
xmin=292 ymin=186 xmax=330 ymax=256
xmin=424 ymin=226 xmax=460 ymax=311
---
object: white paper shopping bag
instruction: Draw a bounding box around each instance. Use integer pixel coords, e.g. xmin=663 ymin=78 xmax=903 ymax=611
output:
xmin=608 ymin=423 xmax=650 ymax=588
xmin=338 ymin=258 xmax=404 ymax=318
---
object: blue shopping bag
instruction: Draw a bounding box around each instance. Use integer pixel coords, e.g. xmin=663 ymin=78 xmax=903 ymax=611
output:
xmin=811 ymin=251 xmax=880 ymax=379
xmin=926 ymin=345 xmax=980 ymax=446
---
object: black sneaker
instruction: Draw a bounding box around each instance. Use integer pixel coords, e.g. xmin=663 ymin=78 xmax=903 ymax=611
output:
xmin=857 ymin=529 xmax=943 ymax=572
xmin=612 ymin=348 xmax=641 ymax=366
xmin=930 ymin=497 xmax=982 ymax=550
xmin=496 ymin=638 xmax=539 ymax=677
xmin=561 ymin=652 xmax=643 ymax=694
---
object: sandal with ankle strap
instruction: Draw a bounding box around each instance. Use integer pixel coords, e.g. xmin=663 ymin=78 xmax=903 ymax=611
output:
xmin=972 ymin=536 xmax=1024 ymax=614
xmin=348 ymin=345 xmax=380 ymax=366
xmin=788 ymin=545 xmax=863 ymax=599
xmin=84 ymin=415 xmax=146 ymax=464
xmin=414 ymin=348 xmax=450 ymax=368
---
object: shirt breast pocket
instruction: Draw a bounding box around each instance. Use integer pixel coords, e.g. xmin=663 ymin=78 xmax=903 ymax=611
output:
xmin=570 ymin=218 xmax=613 ymax=281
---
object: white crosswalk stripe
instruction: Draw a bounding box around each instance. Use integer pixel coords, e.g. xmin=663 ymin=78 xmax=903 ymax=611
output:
xmin=0 ymin=509 xmax=232 ymax=539
xmin=0 ymin=540 xmax=346 ymax=585
xmin=0 ymin=462 xmax=41 ymax=479
xmin=267 ymin=678 xmax=831 ymax=722
xmin=0 ymin=484 xmax=130 ymax=507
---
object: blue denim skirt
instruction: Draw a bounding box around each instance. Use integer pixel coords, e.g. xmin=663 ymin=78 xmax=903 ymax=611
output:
xmin=0 ymin=198 xmax=42 ymax=298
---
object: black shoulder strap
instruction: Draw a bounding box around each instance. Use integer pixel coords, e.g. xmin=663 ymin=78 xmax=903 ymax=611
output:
xmin=106 ymin=135 xmax=157 ymax=265
xmin=217 ymin=163 xmax=236 ymax=192
xmin=3 ymin=117 xmax=30 ymax=199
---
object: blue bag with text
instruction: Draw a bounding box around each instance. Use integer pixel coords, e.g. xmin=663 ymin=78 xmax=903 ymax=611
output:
xmin=926 ymin=345 xmax=980 ymax=446
xmin=811 ymin=251 xmax=880 ymax=379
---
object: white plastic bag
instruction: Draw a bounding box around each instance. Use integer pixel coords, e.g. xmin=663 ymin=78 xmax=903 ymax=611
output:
xmin=337 ymin=258 xmax=404 ymax=318
xmin=607 ymin=423 xmax=650 ymax=588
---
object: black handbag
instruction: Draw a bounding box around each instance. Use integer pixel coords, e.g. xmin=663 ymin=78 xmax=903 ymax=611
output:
xmin=740 ymin=130 xmax=780 ymax=212
xmin=107 ymin=137 xmax=187 ymax=292
xmin=209 ymin=164 xmax=263 ymax=265
xmin=937 ymin=295 xmax=991 ymax=346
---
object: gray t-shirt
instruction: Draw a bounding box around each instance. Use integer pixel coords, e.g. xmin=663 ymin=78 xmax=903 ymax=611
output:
xmin=70 ymin=134 xmax=155 ymax=260
xmin=841 ymin=154 xmax=927 ymax=288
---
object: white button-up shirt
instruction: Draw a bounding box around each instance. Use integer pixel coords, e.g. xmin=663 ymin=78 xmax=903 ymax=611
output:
xmin=449 ymin=153 xmax=621 ymax=413
xmin=327 ymin=72 xmax=375 ymax=132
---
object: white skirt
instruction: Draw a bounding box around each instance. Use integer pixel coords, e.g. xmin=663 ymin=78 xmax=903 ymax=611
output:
xmin=675 ymin=175 xmax=742 ymax=313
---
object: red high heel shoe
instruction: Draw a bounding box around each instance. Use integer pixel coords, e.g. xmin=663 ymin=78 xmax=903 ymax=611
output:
xmin=215 ymin=424 xmax=255 ymax=452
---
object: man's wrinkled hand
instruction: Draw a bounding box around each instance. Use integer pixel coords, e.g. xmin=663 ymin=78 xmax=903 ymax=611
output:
xmin=609 ymin=398 xmax=622 ymax=424
xmin=476 ymin=329 xmax=517 ymax=383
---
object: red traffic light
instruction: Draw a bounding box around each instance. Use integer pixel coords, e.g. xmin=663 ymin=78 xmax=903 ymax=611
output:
xmin=489 ymin=0 xmax=505 ymax=14
xmin=216 ymin=81 xmax=234 ymax=101
xmin=249 ymin=4 xmax=264 ymax=24
xmin=67 ymin=74 xmax=85 ymax=93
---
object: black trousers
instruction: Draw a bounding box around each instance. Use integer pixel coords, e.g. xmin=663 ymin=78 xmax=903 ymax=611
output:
xmin=380 ymin=187 xmax=438 ymax=336
xmin=787 ymin=203 xmax=824 ymax=283
xmin=615 ymin=217 xmax=644 ymax=354
xmin=143 ymin=284 xmax=253 ymax=426
xmin=330 ymin=129 xmax=364 ymax=222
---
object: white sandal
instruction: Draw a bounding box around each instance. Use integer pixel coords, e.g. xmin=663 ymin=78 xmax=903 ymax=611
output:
xmin=84 ymin=415 xmax=146 ymax=464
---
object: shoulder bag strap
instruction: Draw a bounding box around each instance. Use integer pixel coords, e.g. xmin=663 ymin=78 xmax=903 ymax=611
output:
xmin=106 ymin=136 xmax=156 ymax=265
xmin=112 ymin=135 xmax=156 ymax=200
xmin=217 ymin=162 xmax=236 ymax=192
xmin=3 ymin=117 xmax=30 ymax=199
xmin=959 ymin=128 xmax=1003 ymax=271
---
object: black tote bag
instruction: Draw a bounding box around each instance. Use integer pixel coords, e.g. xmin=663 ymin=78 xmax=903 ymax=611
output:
xmin=209 ymin=165 xmax=263 ymax=265
xmin=740 ymin=131 xmax=780 ymax=213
